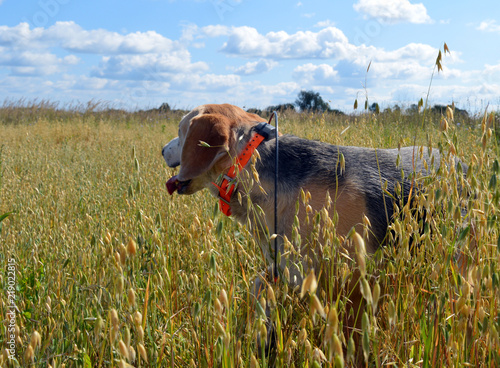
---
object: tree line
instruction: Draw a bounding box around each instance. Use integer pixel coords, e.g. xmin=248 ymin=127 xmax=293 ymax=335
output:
xmin=155 ymin=90 xmax=471 ymax=118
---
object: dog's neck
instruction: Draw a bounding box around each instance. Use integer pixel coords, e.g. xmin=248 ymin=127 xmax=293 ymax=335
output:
xmin=211 ymin=123 xmax=276 ymax=217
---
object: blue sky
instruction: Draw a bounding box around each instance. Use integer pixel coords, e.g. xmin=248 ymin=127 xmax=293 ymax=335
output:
xmin=0 ymin=0 xmax=499 ymax=112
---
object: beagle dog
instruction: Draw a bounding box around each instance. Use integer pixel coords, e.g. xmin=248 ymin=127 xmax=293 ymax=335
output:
xmin=161 ymin=104 xmax=461 ymax=291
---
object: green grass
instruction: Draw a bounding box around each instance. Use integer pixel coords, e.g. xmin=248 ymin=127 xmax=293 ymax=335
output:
xmin=0 ymin=102 xmax=499 ymax=367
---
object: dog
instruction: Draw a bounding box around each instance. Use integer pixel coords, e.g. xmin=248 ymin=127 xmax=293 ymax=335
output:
xmin=162 ymin=103 xmax=468 ymax=344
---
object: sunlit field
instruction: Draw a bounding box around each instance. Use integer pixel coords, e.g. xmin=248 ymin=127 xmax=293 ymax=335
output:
xmin=0 ymin=101 xmax=499 ymax=367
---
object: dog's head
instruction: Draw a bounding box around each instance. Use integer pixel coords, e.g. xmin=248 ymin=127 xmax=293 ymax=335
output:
xmin=162 ymin=104 xmax=266 ymax=195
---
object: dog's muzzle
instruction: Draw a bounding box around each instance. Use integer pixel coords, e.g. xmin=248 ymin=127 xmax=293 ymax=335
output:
xmin=163 ymin=137 xmax=181 ymax=168
xmin=163 ymin=137 xmax=185 ymax=195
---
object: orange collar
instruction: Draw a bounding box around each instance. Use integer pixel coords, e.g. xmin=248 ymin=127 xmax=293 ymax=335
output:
xmin=212 ymin=123 xmax=275 ymax=216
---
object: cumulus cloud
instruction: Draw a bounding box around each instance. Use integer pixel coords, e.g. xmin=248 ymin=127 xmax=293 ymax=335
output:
xmin=368 ymin=60 xmax=430 ymax=80
xmin=0 ymin=75 xmax=55 ymax=96
xmin=232 ymin=59 xmax=278 ymax=75
xmin=0 ymin=21 xmax=180 ymax=55
xmin=358 ymin=43 xmax=461 ymax=82
xmin=215 ymin=25 xmax=449 ymax=82
xmin=0 ymin=49 xmax=80 ymax=76
xmin=353 ymin=0 xmax=432 ymax=24
xmin=63 ymin=55 xmax=80 ymax=65
xmin=477 ymin=63 xmax=500 ymax=86
xmin=0 ymin=51 xmax=58 ymax=67
xmin=0 ymin=20 xmax=251 ymax=106
xmin=92 ymin=53 xmax=208 ymax=81
xmin=173 ymin=73 xmax=241 ymax=91
xmin=251 ymin=81 xmax=300 ymax=98
xmin=0 ymin=22 xmax=215 ymax=85
xmin=477 ymin=19 xmax=500 ymax=33
xmin=418 ymin=83 xmax=500 ymax=105
xmin=201 ymin=25 xmax=232 ymax=38
xmin=64 ymin=22 xmax=174 ymax=54
xmin=47 ymin=74 xmax=117 ymax=93
xmin=371 ymin=43 xmax=436 ymax=62
xmin=315 ymin=20 xmax=336 ymax=28
xmin=293 ymin=63 xmax=339 ymax=85
xmin=220 ymin=26 xmax=353 ymax=59
xmin=217 ymin=25 xmax=444 ymax=69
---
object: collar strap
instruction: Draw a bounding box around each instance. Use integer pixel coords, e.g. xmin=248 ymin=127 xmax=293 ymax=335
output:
xmin=213 ymin=122 xmax=275 ymax=216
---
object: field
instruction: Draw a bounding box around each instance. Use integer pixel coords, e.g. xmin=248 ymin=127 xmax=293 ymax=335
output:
xmin=0 ymin=102 xmax=499 ymax=367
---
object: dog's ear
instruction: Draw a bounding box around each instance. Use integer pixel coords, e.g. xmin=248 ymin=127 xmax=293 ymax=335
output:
xmin=178 ymin=113 xmax=234 ymax=181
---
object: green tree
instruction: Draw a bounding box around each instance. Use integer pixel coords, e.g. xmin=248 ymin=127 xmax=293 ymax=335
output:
xmin=265 ymin=103 xmax=296 ymax=113
xmin=158 ymin=102 xmax=171 ymax=113
xmin=295 ymin=90 xmax=330 ymax=112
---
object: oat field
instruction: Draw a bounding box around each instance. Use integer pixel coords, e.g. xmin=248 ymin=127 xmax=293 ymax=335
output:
xmin=0 ymin=102 xmax=499 ymax=367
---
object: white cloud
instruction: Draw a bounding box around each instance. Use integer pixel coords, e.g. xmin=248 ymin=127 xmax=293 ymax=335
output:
xmin=418 ymin=83 xmax=500 ymax=106
xmin=477 ymin=19 xmax=500 ymax=33
xmin=201 ymin=25 xmax=232 ymax=37
xmin=369 ymin=60 xmax=430 ymax=80
xmin=10 ymin=66 xmax=55 ymax=76
xmin=0 ymin=49 xmax=80 ymax=76
xmin=180 ymin=23 xmax=200 ymax=42
xmin=217 ymin=26 xmax=447 ymax=70
xmin=220 ymin=26 xmax=353 ymax=59
xmin=0 ymin=21 xmax=250 ymax=106
xmin=0 ymin=21 xmax=212 ymax=84
xmin=177 ymin=73 xmax=241 ymax=91
xmin=52 ymin=74 xmax=116 ymax=92
xmin=92 ymin=53 xmax=208 ymax=81
xmin=53 ymin=22 xmax=175 ymax=54
xmin=293 ymin=63 xmax=339 ymax=85
xmin=357 ymin=43 xmax=461 ymax=82
xmin=232 ymin=59 xmax=278 ymax=75
xmin=353 ymin=0 xmax=432 ymax=24
xmin=483 ymin=63 xmax=500 ymax=76
xmin=315 ymin=20 xmax=336 ymax=28
xmin=375 ymin=43 xmax=436 ymax=61
xmin=0 ymin=50 xmax=58 ymax=67
xmin=63 ymin=55 xmax=80 ymax=65
xmin=0 ymin=75 xmax=55 ymax=96
xmin=0 ymin=22 xmax=177 ymax=54
xmin=477 ymin=63 xmax=500 ymax=86
xmin=215 ymin=25 xmax=448 ymax=82
xmin=251 ymin=82 xmax=300 ymax=98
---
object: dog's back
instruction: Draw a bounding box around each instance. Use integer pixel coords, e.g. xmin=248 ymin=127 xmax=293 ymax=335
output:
xmin=254 ymin=135 xmax=453 ymax=250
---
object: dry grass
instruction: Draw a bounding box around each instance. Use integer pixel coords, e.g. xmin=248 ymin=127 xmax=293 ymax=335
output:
xmin=0 ymin=101 xmax=499 ymax=368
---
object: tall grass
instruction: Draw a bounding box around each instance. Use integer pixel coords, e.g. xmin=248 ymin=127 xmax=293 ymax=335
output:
xmin=0 ymin=101 xmax=498 ymax=367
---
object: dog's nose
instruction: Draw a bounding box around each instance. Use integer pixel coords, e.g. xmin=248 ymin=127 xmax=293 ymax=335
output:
xmin=162 ymin=146 xmax=165 ymax=157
